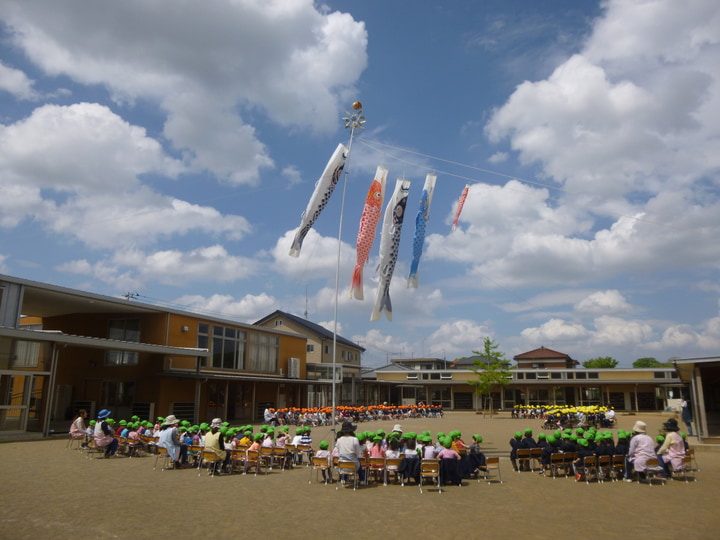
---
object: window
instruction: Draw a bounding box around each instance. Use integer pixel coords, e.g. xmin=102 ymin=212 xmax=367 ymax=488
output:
xmin=198 ymin=323 xmax=209 ymax=367
xmin=101 ymin=380 xmax=135 ymax=407
xmin=13 ymin=337 xmax=41 ymax=368
xmin=274 ymin=320 xmax=283 ymax=327
xmin=213 ymin=325 xmax=246 ymax=370
xmin=199 ymin=323 xmax=246 ymax=370
xmin=306 ymin=344 xmax=315 ymax=353
xmin=106 ymin=319 xmax=140 ymax=366
xmin=588 ymin=372 xmax=599 ymax=379
xmin=324 ymin=345 xmax=330 ymax=355
xmin=575 ymin=371 xmax=586 ymax=379
xmin=583 ymin=387 xmax=601 ymax=403
xmin=248 ymin=332 xmax=278 ymax=373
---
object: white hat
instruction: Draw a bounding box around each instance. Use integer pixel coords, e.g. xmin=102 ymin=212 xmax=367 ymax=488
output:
xmin=164 ymin=415 xmax=179 ymax=425
xmin=392 ymin=424 xmax=403 ymax=433
xmin=211 ymin=418 xmax=223 ymax=428
xmin=632 ymin=420 xmax=647 ymax=433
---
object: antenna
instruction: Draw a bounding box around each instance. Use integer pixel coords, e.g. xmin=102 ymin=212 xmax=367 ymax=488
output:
xmin=304 ymin=284 xmax=308 ymax=319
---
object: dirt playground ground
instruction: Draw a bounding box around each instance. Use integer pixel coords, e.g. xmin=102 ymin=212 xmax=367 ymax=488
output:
xmin=0 ymin=411 xmax=718 ymax=540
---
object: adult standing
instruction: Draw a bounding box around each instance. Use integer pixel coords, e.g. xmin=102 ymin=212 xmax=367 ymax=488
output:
xmin=157 ymin=415 xmax=188 ymax=469
xmin=93 ymin=409 xmax=119 ymax=458
xmin=624 ymin=420 xmax=655 ymax=482
xmin=680 ymin=398 xmax=694 ymax=436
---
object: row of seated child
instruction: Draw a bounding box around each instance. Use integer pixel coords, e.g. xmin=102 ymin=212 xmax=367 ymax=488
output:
xmin=311 ymin=424 xmax=487 ymax=486
xmin=508 ymin=420 xmax=690 ymax=481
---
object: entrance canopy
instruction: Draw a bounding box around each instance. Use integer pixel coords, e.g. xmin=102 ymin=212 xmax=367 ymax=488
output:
xmin=673 ymin=355 xmax=720 ymax=440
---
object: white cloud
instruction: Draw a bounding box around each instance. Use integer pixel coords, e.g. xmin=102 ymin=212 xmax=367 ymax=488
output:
xmin=520 ymin=318 xmax=591 ymax=343
xmin=0 ymin=103 xmax=182 ymax=193
xmin=0 ymin=183 xmax=50 ymax=228
xmin=45 ymin=190 xmax=251 ymax=249
xmin=487 ymin=152 xmax=508 ymax=164
xmin=0 ymin=61 xmax=38 ymax=99
xmin=351 ymin=328 xmax=412 ymax=364
xmin=318 ymin=320 xmax=343 ymax=336
xmin=574 ymin=290 xmax=632 ymax=315
xmin=647 ymin=316 xmax=720 ymax=352
xmin=3 ymin=0 xmax=368 ymax=182
xmin=501 ymin=289 xmax=596 ymax=313
xmin=0 ymin=103 xmax=251 ymax=249
xmin=58 ymin=245 xmax=259 ymax=288
xmin=0 ymin=253 xmax=8 ymax=272
xmin=427 ymin=319 xmax=495 ymax=359
xmin=584 ymin=0 xmax=720 ymax=67
xmin=590 ymin=315 xmax=654 ymax=346
xmin=485 ymin=0 xmax=720 ymax=207
xmin=425 ymin=180 xmax=720 ymax=290
xmin=282 ymin=165 xmax=303 ymax=187
xmin=272 ymin=229 xmax=356 ymax=281
xmin=173 ymin=292 xmax=278 ymax=322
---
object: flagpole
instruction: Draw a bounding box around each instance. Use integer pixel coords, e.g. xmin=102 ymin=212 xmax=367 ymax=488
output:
xmin=331 ymin=102 xmax=365 ymax=436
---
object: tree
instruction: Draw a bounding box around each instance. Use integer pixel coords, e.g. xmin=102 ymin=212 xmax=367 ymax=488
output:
xmin=582 ymin=356 xmax=619 ymax=368
xmin=632 ymin=357 xmax=670 ymax=368
xmin=468 ymin=337 xmax=513 ymax=417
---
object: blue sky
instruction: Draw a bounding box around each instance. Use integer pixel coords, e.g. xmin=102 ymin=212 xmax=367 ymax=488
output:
xmin=1 ymin=0 xmax=719 ymax=367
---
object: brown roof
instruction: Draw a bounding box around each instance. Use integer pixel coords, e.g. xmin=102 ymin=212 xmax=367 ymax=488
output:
xmin=514 ymin=346 xmax=573 ymax=360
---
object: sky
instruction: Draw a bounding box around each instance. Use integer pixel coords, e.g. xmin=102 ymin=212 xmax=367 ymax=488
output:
xmin=1 ymin=0 xmax=719 ymax=368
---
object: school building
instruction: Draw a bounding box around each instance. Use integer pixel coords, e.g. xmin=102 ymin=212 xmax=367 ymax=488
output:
xmin=2 ymin=274 xmax=715 ymax=439
xmin=0 ymin=274 xmax=314 ymax=436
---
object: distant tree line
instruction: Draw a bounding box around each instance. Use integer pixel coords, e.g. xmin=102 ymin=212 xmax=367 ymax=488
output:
xmin=580 ymin=356 xmax=672 ymax=368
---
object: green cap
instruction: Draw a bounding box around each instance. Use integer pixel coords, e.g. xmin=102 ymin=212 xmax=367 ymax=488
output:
xmin=319 ymin=441 xmax=329 ymax=450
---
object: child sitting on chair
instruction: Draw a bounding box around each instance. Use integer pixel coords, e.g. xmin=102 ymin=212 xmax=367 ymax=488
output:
xmin=314 ymin=441 xmax=332 ymax=482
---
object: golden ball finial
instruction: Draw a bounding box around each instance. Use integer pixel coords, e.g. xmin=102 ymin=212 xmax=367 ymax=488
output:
xmin=352 ymin=101 xmax=362 ymax=110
